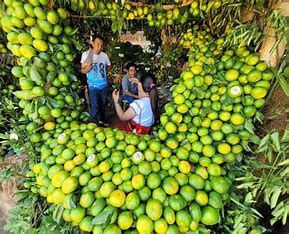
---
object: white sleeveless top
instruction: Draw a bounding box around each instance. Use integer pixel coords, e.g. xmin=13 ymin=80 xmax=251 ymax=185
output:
xmin=130 ymin=97 xmax=154 ymax=127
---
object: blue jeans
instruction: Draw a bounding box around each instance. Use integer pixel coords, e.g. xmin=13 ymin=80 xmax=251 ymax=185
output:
xmin=123 ymin=94 xmax=135 ymax=104
xmin=88 ymin=86 xmax=107 ymax=122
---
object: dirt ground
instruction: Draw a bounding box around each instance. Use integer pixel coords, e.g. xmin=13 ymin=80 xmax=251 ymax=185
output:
xmin=0 ymin=154 xmax=27 ymax=234
xmin=257 ymin=84 xmax=289 ymax=137
xmin=0 ymin=190 xmax=17 ymax=234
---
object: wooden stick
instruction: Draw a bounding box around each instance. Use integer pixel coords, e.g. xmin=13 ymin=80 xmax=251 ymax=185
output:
xmin=124 ymin=0 xmax=193 ymax=10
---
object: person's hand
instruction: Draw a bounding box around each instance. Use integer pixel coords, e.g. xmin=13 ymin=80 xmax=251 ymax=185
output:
xmin=129 ymin=78 xmax=139 ymax=84
xmin=112 ymin=89 xmax=119 ymax=102
xmin=81 ymin=63 xmax=92 ymax=74
xmin=84 ymin=63 xmax=92 ymax=71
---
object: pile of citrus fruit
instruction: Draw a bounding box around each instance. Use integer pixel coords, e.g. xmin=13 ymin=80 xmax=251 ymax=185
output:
xmin=160 ymin=26 xmax=273 ymax=166
xmin=0 ymin=0 xmax=274 ymax=233
xmin=29 ymin=27 xmax=272 ymax=233
xmin=1 ymin=0 xmax=89 ymax=133
xmin=31 ymin=120 xmax=230 ymax=233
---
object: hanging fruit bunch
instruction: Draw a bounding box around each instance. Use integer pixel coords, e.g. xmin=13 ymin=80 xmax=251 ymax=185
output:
xmin=68 ymin=0 xmax=228 ymax=32
xmin=1 ymin=0 xmax=89 ymax=142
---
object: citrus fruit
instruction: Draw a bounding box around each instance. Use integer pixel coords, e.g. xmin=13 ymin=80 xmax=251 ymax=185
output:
xmin=211 ymin=176 xmax=230 ymax=194
xmin=108 ymin=189 xmax=126 ymax=207
xmin=132 ymin=174 xmax=145 ymax=190
xmin=131 ymin=215 xmax=152 ymax=234
xmin=146 ymin=199 xmax=163 ymax=221
xmin=217 ymin=142 xmax=231 ymax=154
xmin=79 ymin=191 xmax=95 ymax=208
xmin=126 ymin=191 xmax=140 ymax=210
xmin=168 ymin=194 xmax=186 ymax=211
xmin=163 ymin=177 xmax=179 ymax=195
xmin=201 ymin=206 xmax=220 ymax=225
xmin=176 ymin=210 xmax=191 ymax=228
xmin=189 ymin=174 xmax=205 ymax=190
xmin=118 ymin=211 xmax=133 ymax=230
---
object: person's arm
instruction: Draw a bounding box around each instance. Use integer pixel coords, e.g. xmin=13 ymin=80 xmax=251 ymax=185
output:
xmin=107 ymin=64 xmax=112 ymax=72
xmin=112 ymin=90 xmax=136 ymax=121
xmin=81 ymin=63 xmax=92 ymax=74
xmin=123 ymin=90 xmax=138 ymax=99
xmin=106 ymin=54 xmax=112 ymax=72
xmin=126 ymin=78 xmax=141 ymax=98
xmin=122 ymin=76 xmax=138 ymax=99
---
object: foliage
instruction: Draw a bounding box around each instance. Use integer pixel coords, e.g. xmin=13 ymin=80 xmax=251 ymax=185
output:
xmin=221 ymin=126 xmax=289 ymax=232
xmin=277 ymin=62 xmax=289 ymax=97
xmin=0 ymin=164 xmax=14 ymax=182
xmin=264 ymin=10 xmax=289 ymax=54
xmin=0 ymin=56 xmax=25 ymax=157
xmin=106 ymin=41 xmax=154 ymax=75
xmin=212 ymin=1 xmax=289 ymax=54
xmin=223 ymin=23 xmax=264 ymax=51
xmin=4 ymin=188 xmax=78 ymax=234
xmin=218 ymin=190 xmax=265 ymax=233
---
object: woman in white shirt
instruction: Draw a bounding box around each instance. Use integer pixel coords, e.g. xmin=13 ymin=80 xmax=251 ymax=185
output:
xmin=112 ymin=73 xmax=156 ymax=134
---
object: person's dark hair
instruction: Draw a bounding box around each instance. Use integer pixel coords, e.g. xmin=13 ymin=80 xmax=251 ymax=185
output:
xmin=92 ymin=34 xmax=105 ymax=44
xmin=125 ymin=62 xmax=137 ymax=71
xmin=140 ymin=72 xmax=157 ymax=93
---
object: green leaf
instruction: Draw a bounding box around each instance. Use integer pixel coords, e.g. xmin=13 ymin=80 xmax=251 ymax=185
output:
xmin=92 ymin=209 xmax=114 ymax=225
xmin=282 ymin=210 xmax=288 ymax=225
xmin=281 ymin=125 xmax=289 ymax=142
xmin=66 ymin=72 xmax=77 ymax=82
xmin=244 ymin=192 xmax=254 ymax=203
xmin=271 ymin=202 xmax=285 ymax=216
xmin=69 ymin=198 xmax=76 ymax=209
xmin=117 ymin=18 xmax=124 ymax=35
xmin=51 ymin=55 xmax=59 ymax=64
xmin=270 ymin=187 xmax=282 ymax=208
xmin=28 ymin=112 xmax=38 ymax=121
xmin=277 ymin=158 xmax=289 ymax=166
xmin=111 ymin=21 xmax=118 ymax=33
xmin=180 ymin=139 xmax=189 ymax=146
xmin=244 ymin=119 xmax=255 ymax=134
xmin=237 ymin=182 xmax=256 ymax=189
xmin=280 ymin=166 xmax=289 ymax=177
xmin=257 ymin=134 xmax=270 ymax=152
xmin=52 ymin=205 xmax=64 ymax=223
xmin=241 ymin=140 xmax=252 ymax=152
xmin=49 ymin=43 xmax=54 ymax=53
xmin=270 ymin=131 xmax=280 ymax=152
xmin=30 ymin=66 xmax=45 ymax=85
xmin=23 ymin=64 xmax=30 ymax=77
xmin=250 ymin=134 xmax=260 ymax=145
xmin=266 ymin=147 xmax=273 ymax=163
xmin=233 ymin=215 xmax=242 ymax=228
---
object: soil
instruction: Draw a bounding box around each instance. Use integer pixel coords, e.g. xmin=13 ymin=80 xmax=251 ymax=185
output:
xmin=0 ymin=190 xmax=17 ymax=234
xmin=0 ymin=154 xmax=27 ymax=234
xmin=257 ymin=84 xmax=289 ymax=137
